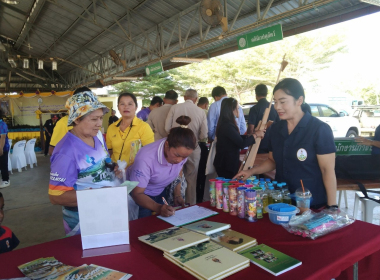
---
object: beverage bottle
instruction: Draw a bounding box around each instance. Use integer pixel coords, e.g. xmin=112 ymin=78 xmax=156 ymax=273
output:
xmin=277 ymin=183 xmax=282 ymax=192
xmin=265 ymin=178 xmax=271 ymax=187
xmin=256 ymin=196 xmax=263 ymax=219
xmin=267 ymin=183 xmax=273 ymax=192
xmin=282 ymin=182 xmax=289 ymax=194
xmin=267 ymin=186 xmax=274 ymax=205
xmin=272 ymin=190 xmax=283 ymax=203
xmin=261 ymin=185 xmax=268 ymax=214
xmin=105 ymin=157 xmax=116 ymax=172
xmin=259 ymin=178 xmax=265 ymax=184
xmin=272 ymin=181 xmax=278 ymax=190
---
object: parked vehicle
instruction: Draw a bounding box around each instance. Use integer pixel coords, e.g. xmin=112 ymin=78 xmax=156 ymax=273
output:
xmin=242 ymin=102 xmax=257 ymax=121
xmin=352 ymin=105 xmax=380 ymax=136
xmin=309 ymin=103 xmax=361 ymax=138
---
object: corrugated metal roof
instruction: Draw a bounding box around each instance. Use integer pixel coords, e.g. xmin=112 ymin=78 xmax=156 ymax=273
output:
xmin=0 ymin=0 xmax=378 ymax=92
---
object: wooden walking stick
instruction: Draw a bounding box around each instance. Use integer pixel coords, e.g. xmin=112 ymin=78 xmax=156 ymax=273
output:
xmin=239 ymin=55 xmax=288 ymax=172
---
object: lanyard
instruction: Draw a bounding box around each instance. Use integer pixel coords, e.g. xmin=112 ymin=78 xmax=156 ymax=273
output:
xmin=119 ymin=119 xmax=133 ymax=160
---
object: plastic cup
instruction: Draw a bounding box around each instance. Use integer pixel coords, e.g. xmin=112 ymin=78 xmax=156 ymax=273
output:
xmin=228 ymin=185 xmax=238 ymax=216
xmin=209 ymin=179 xmax=218 ymax=207
xmin=222 ymin=183 xmax=231 ymax=212
xmin=295 ymin=187 xmax=312 ymax=209
xmin=215 ymin=181 xmax=224 ymax=209
xmin=237 ymin=187 xmax=247 ymax=218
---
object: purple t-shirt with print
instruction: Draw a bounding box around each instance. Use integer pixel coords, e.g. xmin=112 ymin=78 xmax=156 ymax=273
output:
xmin=126 ymin=138 xmax=186 ymax=196
xmin=136 ymin=107 xmax=151 ymax=122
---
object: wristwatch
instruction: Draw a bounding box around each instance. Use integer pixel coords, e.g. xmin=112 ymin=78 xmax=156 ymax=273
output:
xmin=326 ymin=205 xmax=339 ymax=210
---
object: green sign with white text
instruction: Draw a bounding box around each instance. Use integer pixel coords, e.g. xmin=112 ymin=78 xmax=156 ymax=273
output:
xmin=237 ymin=24 xmax=283 ymax=50
xmin=145 ymin=61 xmax=163 ymax=76
xmin=335 ymin=138 xmax=372 ymax=155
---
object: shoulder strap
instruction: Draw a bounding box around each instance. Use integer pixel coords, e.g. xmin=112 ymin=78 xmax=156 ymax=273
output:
xmin=357 ymin=182 xmax=380 ymax=204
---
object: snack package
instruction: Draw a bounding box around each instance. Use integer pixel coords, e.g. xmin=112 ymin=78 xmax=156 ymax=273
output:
xmin=281 ymin=208 xmax=355 ymax=239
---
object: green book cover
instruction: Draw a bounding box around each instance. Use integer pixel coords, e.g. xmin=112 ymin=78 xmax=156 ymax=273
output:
xmin=165 ymin=241 xmax=249 ymax=280
xmin=138 ymin=226 xmax=210 ymax=253
xmin=183 ymin=220 xmax=230 ymax=235
xmin=18 ymin=257 xmax=75 ymax=280
xmin=239 ymin=244 xmax=302 ymax=276
xmin=209 ymin=229 xmax=257 ymax=252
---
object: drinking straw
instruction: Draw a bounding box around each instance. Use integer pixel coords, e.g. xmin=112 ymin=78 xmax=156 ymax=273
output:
xmin=300 ymin=179 xmax=305 ymax=193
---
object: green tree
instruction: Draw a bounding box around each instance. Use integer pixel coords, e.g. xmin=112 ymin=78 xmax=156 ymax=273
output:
xmin=111 ymin=71 xmax=185 ymax=105
xmin=171 ymin=31 xmax=347 ymax=104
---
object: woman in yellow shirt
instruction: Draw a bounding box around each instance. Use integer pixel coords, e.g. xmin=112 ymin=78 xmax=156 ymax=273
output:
xmin=106 ymin=93 xmax=154 ymax=166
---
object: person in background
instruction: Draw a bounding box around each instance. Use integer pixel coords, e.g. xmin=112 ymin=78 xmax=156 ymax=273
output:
xmin=108 ymin=109 xmax=119 ymax=125
xmin=196 ymin=97 xmax=210 ymax=203
xmin=128 ymin=116 xmax=196 ymax=218
xmin=207 ymin=86 xmax=246 ymax=143
xmin=0 ymin=192 xmax=20 ymax=253
xmin=107 ymin=93 xmax=154 ymax=166
xmin=234 ymin=78 xmax=337 ymax=210
xmin=137 ymin=96 xmax=163 ymax=122
xmin=0 ymin=110 xmax=10 ymax=188
xmin=247 ymin=84 xmax=279 ymax=153
xmin=147 ymin=90 xmax=178 ymax=141
xmin=49 ymin=89 xmax=116 ymax=236
xmin=49 ymin=87 xmax=90 ymax=155
xmin=355 ymin=124 xmax=380 ymax=155
xmin=43 ymin=114 xmax=59 ymax=157
xmin=60 ymin=112 xmax=67 ymax=118
xmin=165 ymin=89 xmax=208 ymax=205
xmin=214 ymin=98 xmax=264 ymax=179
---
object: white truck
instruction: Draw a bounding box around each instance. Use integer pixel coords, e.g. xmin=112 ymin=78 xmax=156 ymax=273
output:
xmin=352 ymin=105 xmax=380 ymax=136
xmin=309 ymin=103 xmax=361 ymax=138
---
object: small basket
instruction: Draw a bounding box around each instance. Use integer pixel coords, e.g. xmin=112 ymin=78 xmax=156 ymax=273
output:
xmin=265 ymin=204 xmax=300 ymax=225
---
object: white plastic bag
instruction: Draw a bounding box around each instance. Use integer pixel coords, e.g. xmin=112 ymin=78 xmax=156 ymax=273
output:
xmin=205 ymin=138 xmax=217 ymax=175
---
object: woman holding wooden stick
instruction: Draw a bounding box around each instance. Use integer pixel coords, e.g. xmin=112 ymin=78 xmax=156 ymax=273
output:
xmin=234 ymin=78 xmax=337 ymax=209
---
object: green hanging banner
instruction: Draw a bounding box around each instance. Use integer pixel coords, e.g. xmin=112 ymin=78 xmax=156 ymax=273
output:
xmin=145 ymin=61 xmax=163 ymax=76
xmin=335 ymin=138 xmax=372 ymax=155
xmin=237 ymin=24 xmax=283 ymax=50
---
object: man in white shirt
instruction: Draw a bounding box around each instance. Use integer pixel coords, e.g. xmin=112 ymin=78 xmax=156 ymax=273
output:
xmin=147 ymin=90 xmax=178 ymax=141
xmin=165 ymin=89 xmax=208 ymax=205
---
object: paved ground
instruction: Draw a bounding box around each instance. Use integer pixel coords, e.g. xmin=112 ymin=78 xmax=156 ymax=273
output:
xmin=1 ymin=153 xmax=379 ymax=250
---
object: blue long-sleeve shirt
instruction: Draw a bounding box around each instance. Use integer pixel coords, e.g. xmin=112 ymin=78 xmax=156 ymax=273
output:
xmin=207 ymin=96 xmax=247 ymax=140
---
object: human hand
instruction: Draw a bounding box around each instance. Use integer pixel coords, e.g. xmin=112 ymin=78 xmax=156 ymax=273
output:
xmin=232 ymin=170 xmax=252 ymax=181
xmin=355 ymin=137 xmax=372 ymax=146
xmin=159 ymin=204 xmax=175 ymax=217
xmin=174 ymin=195 xmax=185 ymax=207
xmin=254 ymin=130 xmax=265 ymax=139
xmin=114 ymin=165 xmax=123 ymax=179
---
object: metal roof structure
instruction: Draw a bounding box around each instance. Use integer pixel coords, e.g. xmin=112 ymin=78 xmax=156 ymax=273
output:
xmin=0 ymin=0 xmax=379 ymax=93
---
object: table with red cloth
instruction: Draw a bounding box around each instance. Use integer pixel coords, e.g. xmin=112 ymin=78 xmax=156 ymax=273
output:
xmin=1 ymin=202 xmax=380 ymax=280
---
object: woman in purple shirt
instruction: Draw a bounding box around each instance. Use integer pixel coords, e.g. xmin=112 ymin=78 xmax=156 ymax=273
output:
xmin=127 ymin=116 xmax=196 ymax=218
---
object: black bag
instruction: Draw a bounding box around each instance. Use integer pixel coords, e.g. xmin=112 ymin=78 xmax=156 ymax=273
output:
xmin=335 ymin=155 xmax=380 ymax=180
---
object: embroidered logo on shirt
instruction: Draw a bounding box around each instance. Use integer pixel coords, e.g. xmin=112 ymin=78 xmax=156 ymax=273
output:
xmin=297 ymin=148 xmax=307 ymax=161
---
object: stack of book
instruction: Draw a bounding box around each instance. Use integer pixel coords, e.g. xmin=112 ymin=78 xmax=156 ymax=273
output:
xmin=18 ymin=257 xmax=132 ymax=280
xmin=139 ymin=221 xmax=257 ymax=280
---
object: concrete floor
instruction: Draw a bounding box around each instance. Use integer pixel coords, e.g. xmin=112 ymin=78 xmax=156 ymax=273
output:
xmin=1 ymin=153 xmax=379 ymax=250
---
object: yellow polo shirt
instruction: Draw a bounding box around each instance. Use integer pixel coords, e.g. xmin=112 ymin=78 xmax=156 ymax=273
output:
xmin=106 ymin=116 xmax=154 ymax=165
xmin=50 ymin=116 xmax=73 ymax=147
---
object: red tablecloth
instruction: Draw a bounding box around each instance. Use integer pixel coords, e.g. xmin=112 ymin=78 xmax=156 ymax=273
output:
xmin=1 ymin=202 xmax=380 ymax=280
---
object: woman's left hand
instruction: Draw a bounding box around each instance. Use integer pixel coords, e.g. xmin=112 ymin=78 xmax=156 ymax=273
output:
xmin=114 ymin=165 xmax=123 ymax=179
xmin=254 ymin=129 xmax=265 ymax=139
xmin=174 ymin=195 xmax=185 ymax=207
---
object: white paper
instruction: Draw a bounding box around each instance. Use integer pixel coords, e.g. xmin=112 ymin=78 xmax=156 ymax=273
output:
xmin=77 ymin=187 xmax=129 ymax=250
xmin=157 ymin=205 xmax=218 ymax=226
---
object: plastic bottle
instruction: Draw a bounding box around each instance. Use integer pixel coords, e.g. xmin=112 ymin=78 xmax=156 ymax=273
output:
xmin=261 ymin=185 xmax=268 ymax=214
xmin=272 ymin=181 xmax=278 ymax=190
xmin=105 ymin=157 xmax=116 ymax=172
xmin=265 ymin=178 xmax=271 ymax=186
xmin=272 ymin=190 xmax=283 ymax=203
xmin=282 ymin=182 xmax=289 ymax=194
xmin=267 ymin=186 xmax=275 ymax=205
xmin=256 ymin=196 xmax=263 ymax=219
xmin=277 ymin=183 xmax=282 ymax=192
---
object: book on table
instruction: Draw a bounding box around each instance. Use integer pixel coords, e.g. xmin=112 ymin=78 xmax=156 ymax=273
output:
xmin=164 ymin=240 xmax=250 ymax=280
xmin=138 ymin=226 xmax=210 ymax=253
xmin=239 ymin=244 xmax=302 ymax=276
xmin=183 ymin=220 xmax=231 ymax=236
xmin=209 ymin=229 xmax=257 ymax=252
xmin=157 ymin=205 xmax=218 ymax=226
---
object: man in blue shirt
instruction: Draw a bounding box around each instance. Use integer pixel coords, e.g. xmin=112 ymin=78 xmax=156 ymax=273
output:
xmin=0 ymin=111 xmax=10 ymax=188
xmin=247 ymin=84 xmax=279 ymax=153
xmin=137 ymin=96 xmax=163 ymax=122
xmin=207 ymin=86 xmax=246 ymax=142
xmin=355 ymin=124 xmax=380 ymax=155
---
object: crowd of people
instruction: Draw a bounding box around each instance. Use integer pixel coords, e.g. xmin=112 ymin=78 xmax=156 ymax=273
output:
xmin=1 ymin=77 xmax=379 ymax=248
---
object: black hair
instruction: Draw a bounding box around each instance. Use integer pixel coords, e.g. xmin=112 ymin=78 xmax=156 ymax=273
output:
xmin=118 ymin=92 xmax=138 ymax=108
xmin=0 ymin=192 xmax=2 ymax=198
xmin=61 ymin=112 xmax=67 ymax=117
xmin=216 ymin=98 xmax=239 ymax=135
xmin=211 ymin=86 xmax=227 ymax=98
xmin=73 ymin=86 xmax=91 ymax=95
xmin=167 ymin=116 xmax=197 ymax=150
xmin=273 ymin=78 xmax=311 ymax=114
xmin=255 ymin=84 xmax=268 ymax=97
xmin=165 ymin=90 xmax=178 ymax=100
xmin=197 ymin=97 xmax=209 ymax=106
xmin=151 ymin=96 xmax=164 ymax=106
xmin=227 ymin=238 xmax=243 ymax=245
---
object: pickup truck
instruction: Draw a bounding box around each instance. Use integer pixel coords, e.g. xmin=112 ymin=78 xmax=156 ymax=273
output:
xmin=309 ymin=103 xmax=361 ymax=138
xmin=352 ymin=105 xmax=380 ymax=136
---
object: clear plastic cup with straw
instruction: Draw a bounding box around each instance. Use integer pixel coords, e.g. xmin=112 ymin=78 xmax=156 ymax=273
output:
xmin=295 ymin=180 xmax=312 ymax=210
